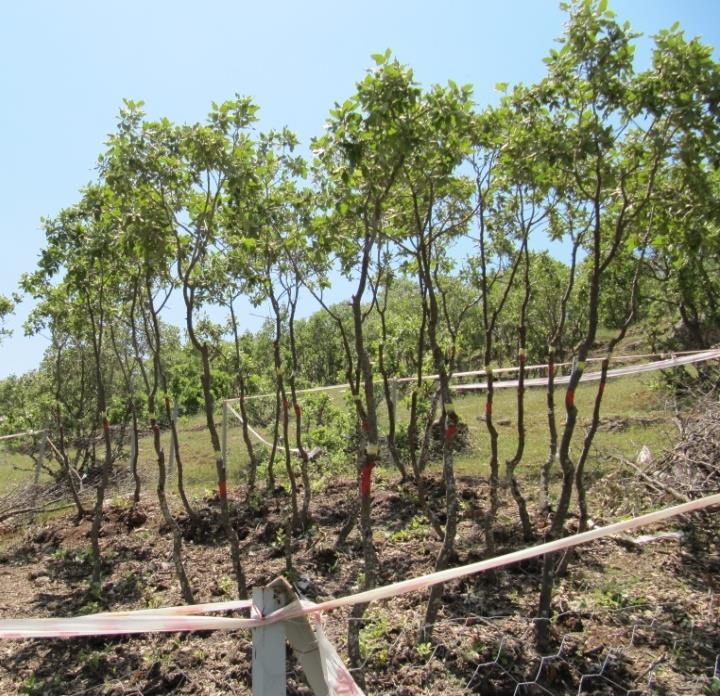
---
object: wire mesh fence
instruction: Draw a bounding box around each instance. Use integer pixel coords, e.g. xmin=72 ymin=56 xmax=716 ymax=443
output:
xmin=306 ymin=598 xmax=719 ymax=695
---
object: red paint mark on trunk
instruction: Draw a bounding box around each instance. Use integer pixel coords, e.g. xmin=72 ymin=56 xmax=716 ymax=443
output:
xmin=294 ymin=403 xmax=301 ymax=418
xmin=360 ymin=461 xmax=375 ymax=496
xmin=485 ymin=402 xmax=492 ymax=418
xmin=445 ymin=422 xmax=458 ymax=441
xmin=218 ymin=480 xmax=227 ymax=498
xmin=565 ymin=388 xmax=575 ymax=409
xmin=361 ymin=419 xmax=369 ymax=434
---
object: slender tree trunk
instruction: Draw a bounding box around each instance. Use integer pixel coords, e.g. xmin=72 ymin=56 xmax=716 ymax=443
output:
xmin=228 ymin=302 xmax=259 ymax=493
xmin=345 ymin=232 xmax=381 ymax=682
xmin=266 ymin=388 xmax=280 ymax=491
xmin=539 ymin=348 xmax=558 ymax=515
xmin=269 ymin=290 xmax=300 ymax=528
xmin=559 ymin=252 xmax=643 ymax=575
xmin=90 ymin=416 xmax=113 ymax=595
xmin=537 ymin=175 xmax=605 ymax=650
xmin=483 ymin=366 xmax=499 ymax=556
xmin=476 ymin=194 xmax=526 ymax=555
xmin=286 ymin=295 xmax=312 ymax=528
xmin=142 ymin=278 xmax=196 ymax=522
xmin=237 ymin=376 xmax=258 ymax=493
xmin=418 ymin=235 xmax=460 ymax=640
xmin=56 ymin=415 xmax=86 ymax=521
xmin=183 ymin=283 xmax=246 ymax=598
xmin=505 ymin=338 xmax=533 ymax=541
xmin=540 ymin=233 xmax=580 ymax=513
xmin=376 ymin=280 xmax=408 ymax=482
xmin=129 ymin=402 xmax=141 ymax=505
xmin=164 ymin=396 xmax=197 ymax=524
xmin=152 ymin=419 xmax=194 ymax=604
xmin=505 ymin=244 xmax=533 ymax=541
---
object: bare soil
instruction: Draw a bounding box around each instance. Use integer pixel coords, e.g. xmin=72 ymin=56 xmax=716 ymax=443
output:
xmin=0 ymin=473 xmax=718 ymax=695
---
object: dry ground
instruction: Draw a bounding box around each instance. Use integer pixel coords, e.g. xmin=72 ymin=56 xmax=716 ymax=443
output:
xmin=0 ymin=469 xmax=717 ymax=695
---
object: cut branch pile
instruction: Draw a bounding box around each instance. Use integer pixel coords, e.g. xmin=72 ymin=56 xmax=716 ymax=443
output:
xmin=654 ymin=393 xmax=720 ymax=498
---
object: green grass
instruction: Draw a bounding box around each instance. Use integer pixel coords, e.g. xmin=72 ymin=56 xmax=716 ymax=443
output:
xmin=0 ymin=370 xmax=676 ymax=505
xmin=131 ymin=371 xmax=675 ymax=498
xmin=452 ymin=372 xmax=674 ymax=477
xmin=0 ymin=446 xmax=54 ymax=489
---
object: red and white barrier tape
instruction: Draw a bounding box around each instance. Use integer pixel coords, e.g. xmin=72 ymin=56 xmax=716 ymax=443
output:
xmin=226 ymin=403 xmax=300 ymax=454
xmin=0 ymin=429 xmax=44 ymax=442
xmin=2 ymin=492 xmax=718 ymax=640
xmin=223 ymin=349 xmax=718 ymax=405
xmin=224 ymin=350 xmax=720 ymax=452
xmin=455 ymin=348 xmax=720 ymax=392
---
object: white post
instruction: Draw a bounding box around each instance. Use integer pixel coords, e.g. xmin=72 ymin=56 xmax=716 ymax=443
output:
xmin=252 ymin=585 xmax=286 ymax=695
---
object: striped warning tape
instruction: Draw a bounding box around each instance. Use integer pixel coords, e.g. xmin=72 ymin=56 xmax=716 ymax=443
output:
xmin=0 ymin=429 xmax=45 ymax=442
xmin=454 ymin=348 xmax=720 ymax=392
xmin=223 ymin=349 xmax=717 ymax=404
xmin=1 ymin=492 xmax=718 ymax=640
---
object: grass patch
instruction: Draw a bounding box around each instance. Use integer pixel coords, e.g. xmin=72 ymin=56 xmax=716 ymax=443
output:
xmin=2 ymin=371 xmax=673 ymax=502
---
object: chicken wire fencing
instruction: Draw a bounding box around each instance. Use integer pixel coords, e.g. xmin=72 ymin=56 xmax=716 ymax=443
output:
xmin=312 ymin=598 xmax=719 ymax=695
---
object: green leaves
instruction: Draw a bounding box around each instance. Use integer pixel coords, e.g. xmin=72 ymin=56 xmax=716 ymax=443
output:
xmin=371 ymin=48 xmax=392 ymax=66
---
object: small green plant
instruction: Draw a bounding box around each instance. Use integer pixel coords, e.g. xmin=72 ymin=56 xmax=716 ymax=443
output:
xmin=110 ymin=495 xmax=129 ymax=510
xmin=388 ymin=528 xmax=410 ymax=542
xmin=416 ymin=641 xmax=433 ymax=659
xmin=19 ymin=674 xmax=64 ymax=695
xmin=50 ymin=547 xmax=71 ymax=561
xmin=115 ymin=571 xmax=146 ymax=597
xmin=388 ymin=514 xmax=430 ymax=543
xmin=78 ymin=647 xmax=107 ymax=672
xmin=78 ymin=599 xmax=101 ymax=616
xmin=216 ymin=575 xmax=233 ymax=596
xmin=143 ymin=590 xmax=163 ymax=609
xmin=590 ymin=581 xmax=647 ymax=610
xmin=705 ymin=676 xmax=720 ymax=695
xmin=359 ymin=611 xmax=394 ymax=664
xmin=272 ymin=526 xmax=286 ymax=553
xmin=247 ymin=489 xmax=265 ymax=512
xmin=19 ymin=676 xmax=44 ymax=696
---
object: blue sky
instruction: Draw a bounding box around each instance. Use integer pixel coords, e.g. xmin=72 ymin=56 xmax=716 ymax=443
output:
xmin=1 ymin=0 xmax=718 ymax=378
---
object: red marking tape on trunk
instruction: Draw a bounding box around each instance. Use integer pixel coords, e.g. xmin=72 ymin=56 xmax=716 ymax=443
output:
xmin=565 ymin=388 xmax=575 ymax=409
xmin=360 ymin=461 xmax=375 ymax=496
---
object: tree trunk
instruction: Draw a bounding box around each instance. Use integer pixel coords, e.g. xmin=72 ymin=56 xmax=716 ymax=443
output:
xmin=164 ymin=397 xmax=197 ymax=524
xmin=152 ymin=420 xmax=194 ymax=604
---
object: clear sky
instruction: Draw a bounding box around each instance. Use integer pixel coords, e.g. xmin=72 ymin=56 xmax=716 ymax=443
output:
xmin=1 ymin=0 xmax=718 ymax=379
